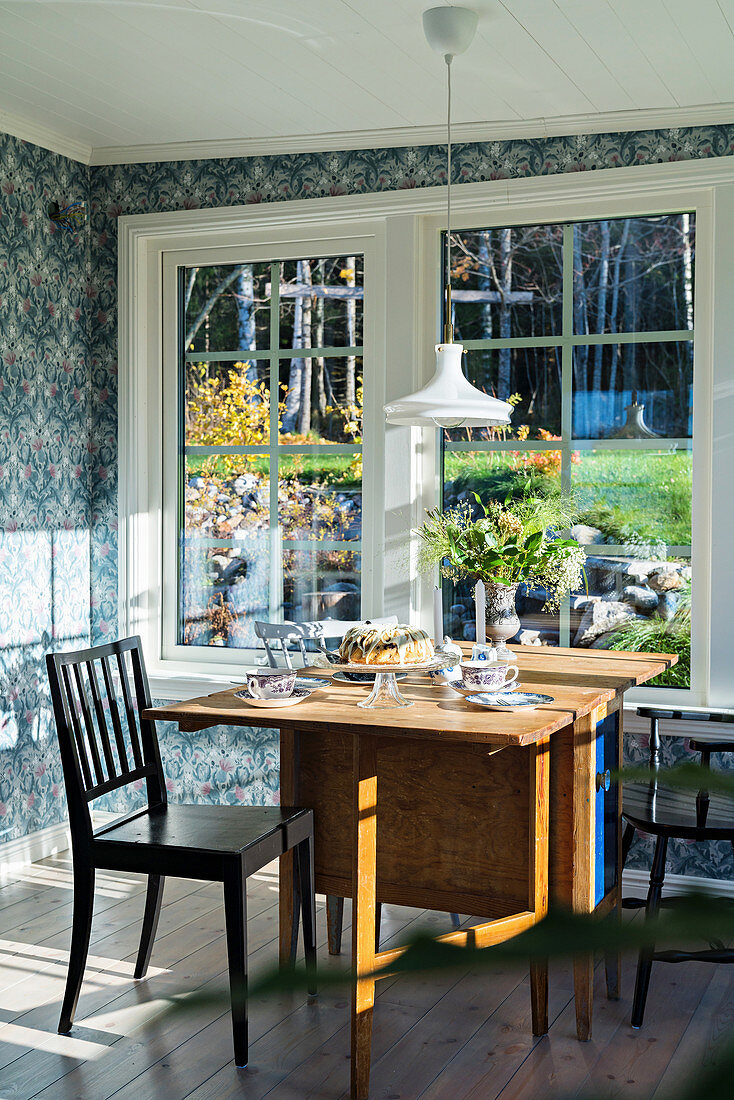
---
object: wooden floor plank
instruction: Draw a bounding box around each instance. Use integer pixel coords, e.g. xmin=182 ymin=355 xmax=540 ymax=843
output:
xmin=0 ymin=853 xmax=727 ymax=1100
xmin=652 ymin=966 xmax=734 ymax=1098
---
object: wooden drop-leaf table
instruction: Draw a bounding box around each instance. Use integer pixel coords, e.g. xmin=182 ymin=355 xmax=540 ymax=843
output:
xmin=146 ymin=644 xmax=675 ymax=1099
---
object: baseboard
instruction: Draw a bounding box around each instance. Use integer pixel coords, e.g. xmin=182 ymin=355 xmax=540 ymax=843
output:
xmin=623 ymin=867 xmax=734 ymax=899
xmin=0 ymin=812 xmax=120 ymax=885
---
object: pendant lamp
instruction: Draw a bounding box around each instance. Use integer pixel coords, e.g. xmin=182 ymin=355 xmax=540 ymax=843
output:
xmin=384 ymin=6 xmax=513 ymax=430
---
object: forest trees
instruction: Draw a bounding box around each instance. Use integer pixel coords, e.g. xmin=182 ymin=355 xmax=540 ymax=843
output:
xmin=450 ymin=214 xmax=695 ymax=440
xmin=184 ymin=255 xmax=363 ymax=447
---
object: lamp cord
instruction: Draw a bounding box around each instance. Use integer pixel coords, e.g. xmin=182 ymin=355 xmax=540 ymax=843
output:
xmin=444 ymin=53 xmax=454 ymax=343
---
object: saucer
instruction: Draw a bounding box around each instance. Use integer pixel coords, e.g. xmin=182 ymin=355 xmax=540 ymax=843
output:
xmin=465 ymin=691 xmax=554 ymax=711
xmin=233 ymin=687 xmax=315 ymax=709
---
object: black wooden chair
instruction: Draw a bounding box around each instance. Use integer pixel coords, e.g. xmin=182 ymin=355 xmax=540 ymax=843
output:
xmin=622 ymin=706 xmax=734 ymax=1028
xmin=46 ymin=636 xmax=317 ymax=1067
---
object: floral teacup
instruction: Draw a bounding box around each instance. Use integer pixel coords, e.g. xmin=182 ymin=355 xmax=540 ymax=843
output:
xmin=459 ymin=659 xmax=519 ymax=692
xmin=246 ymin=669 xmax=296 ymax=700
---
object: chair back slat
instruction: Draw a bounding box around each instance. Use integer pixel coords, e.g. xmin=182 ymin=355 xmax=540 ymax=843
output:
xmin=60 ymin=664 xmax=93 ymax=790
xmin=46 ymin=637 xmax=166 ymax=846
xmin=101 ymin=654 xmax=130 ymax=773
xmin=116 ymin=650 xmax=144 ymax=768
xmin=86 ymin=660 xmax=117 ymax=778
xmin=72 ymin=662 xmax=106 ymax=786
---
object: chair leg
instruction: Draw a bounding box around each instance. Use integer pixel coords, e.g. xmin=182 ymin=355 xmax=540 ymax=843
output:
xmin=326 ymin=895 xmax=344 ymax=955
xmin=632 ymin=834 xmax=668 ymax=1029
xmin=59 ymin=865 xmax=95 ymax=1033
xmin=223 ymin=863 xmax=248 ymax=1068
xmin=622 ymin=821 xmax=636 ymax=867
xmin=134 ymin=874 xmax=164 ymax=980
xmin=296 ymin=837 xmax=318 ymax=996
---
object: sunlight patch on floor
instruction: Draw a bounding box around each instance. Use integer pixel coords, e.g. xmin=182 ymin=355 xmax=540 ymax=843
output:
xmin=0 ymin=1020 xmax=110 ymax=1058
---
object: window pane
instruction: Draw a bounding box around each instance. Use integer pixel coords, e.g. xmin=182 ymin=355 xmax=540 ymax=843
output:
xmin=450 ymin=225 xmax=564 ymax=340
xmin=442 ymin=455 xmax=562 ymax=646
xmin=444 ymin=450 xmax=563 ymax=506
xmin=278 ymin=256 xmax=363 ymax=349
xmin=442 ymin=574 xmax=560 ymax=648
xmin=570 ymin=551 xmax=691 ymax=688
xmin=278 ymin=455 xmax=361 ymax=542
xmin=443 ymin=347 xmax=562 ymax=443
xmin=185 ymin=360 xmax=270 ymax=446
xmin=572 ymin=448 xmax=692 ymax=547
xmin=279 ymin=356 xmax=362 ymax=444
xmin=573 ymin=215 xmax=695 ymax=335
xmin=572 ymin=342 xmax=692 ymax=439
xmin=185 ymin=456 xmax=269 ymax=541
xmin=184 ymin=263 xmax=271 ymax=355
xmin=283 ymin=546 xmax=361 ymax=622
xmin=180 ymin=535 xmax=270 ymax=649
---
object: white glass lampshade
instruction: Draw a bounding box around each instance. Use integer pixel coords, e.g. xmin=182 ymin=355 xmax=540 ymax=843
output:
xmin=384 ymin=342 xmax=513 ymax=428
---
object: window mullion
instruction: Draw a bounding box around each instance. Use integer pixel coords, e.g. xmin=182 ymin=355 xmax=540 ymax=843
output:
xmin=268 ymin=262 xmax=282 ymax=623
xmin=559 ymin=224 xmax=575 ymax=648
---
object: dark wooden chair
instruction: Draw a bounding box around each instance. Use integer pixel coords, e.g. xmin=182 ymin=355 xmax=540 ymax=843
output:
xmin=46 ymin=636 xmax=317 ymax=1067
xmin=622 ymin=706 xmax=734 ymax=1028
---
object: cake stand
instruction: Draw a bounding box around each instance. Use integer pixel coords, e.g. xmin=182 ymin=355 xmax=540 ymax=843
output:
xmin=331 ymin=654 xmax=456 ymax=709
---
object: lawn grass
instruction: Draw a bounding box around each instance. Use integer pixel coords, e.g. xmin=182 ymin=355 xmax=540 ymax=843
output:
xmin=443 ymin=448 xmax=691 ymax=547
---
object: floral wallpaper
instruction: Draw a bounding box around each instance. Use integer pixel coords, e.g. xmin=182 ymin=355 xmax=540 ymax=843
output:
xmin=2 ymin=121 xmax=734 ymax=884
xmin=0 ymin=132 xmax=91 ymax=841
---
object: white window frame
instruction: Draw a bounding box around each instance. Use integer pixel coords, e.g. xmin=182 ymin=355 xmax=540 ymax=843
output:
xmin=160 ymin=238 xmax=376 ymax=667
xmin=119 ymin=158 xmax=734 ymax=705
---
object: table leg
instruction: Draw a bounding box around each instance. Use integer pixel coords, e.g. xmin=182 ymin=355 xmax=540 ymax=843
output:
xmin=279 ymin=727 xmax=300 ymax=968
xmin=350 ymin=733 xmax=378 ymax=1100
xmin=529 ymin=737 xmax=550 ymax=1036
xmin=572 ymin=708 xmax=600 ymax=1041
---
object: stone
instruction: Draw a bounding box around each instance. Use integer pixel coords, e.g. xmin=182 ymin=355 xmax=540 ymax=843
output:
xmin=516 ymin=629 xmax=542 ymax=646
xmin=462 ymin=622 xmax=477 ymax=642
xmin=656 ymin=592 xmax=679 ymax=621
xmin=622 ymin=585 xmax=659 ymax=613
xmin=680 ymin=566 xmax=692 ymax=581
xmin=649 ymin=571 xmax=683 ymax=593
xmin=570 ymin=524 xmax=604 ymax=545
xmin=573 ymin=600 xmax=637 ymax=647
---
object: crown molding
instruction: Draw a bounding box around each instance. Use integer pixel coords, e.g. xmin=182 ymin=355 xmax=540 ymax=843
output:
xmin=89 ymin=102 xmax=734 ymax=167
xmin=0 ymin=107 xmax=92 ymax=165
xmin=4 ymin=99 xmax=734 ymax=170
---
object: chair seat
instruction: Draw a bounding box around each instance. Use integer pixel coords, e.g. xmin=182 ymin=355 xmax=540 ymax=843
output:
xmin=94 ymin=803 xmax=312 ymax=857
xmin=623 ymin=782 xmax=734 ymax=841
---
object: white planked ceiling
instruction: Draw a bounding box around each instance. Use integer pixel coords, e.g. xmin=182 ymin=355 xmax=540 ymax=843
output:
xmin=1 ymin=0 xmax=734 ymax=164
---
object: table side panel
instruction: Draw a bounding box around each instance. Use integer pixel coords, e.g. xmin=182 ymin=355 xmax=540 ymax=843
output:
xmin=298 ymin=729 xmax=532 ymax=919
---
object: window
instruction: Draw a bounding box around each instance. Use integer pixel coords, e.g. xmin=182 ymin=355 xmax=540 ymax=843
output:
xmin=441 ymin=215 xmax=695 ymax=689
xmin=165 ymin=250 xmax=368 ymax=659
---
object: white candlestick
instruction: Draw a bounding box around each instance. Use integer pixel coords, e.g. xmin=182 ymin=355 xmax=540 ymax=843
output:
xmin=433 ymin=585 xmax=443 ymax=646
xmin=475 ymin=580 xmax=486 ymax=644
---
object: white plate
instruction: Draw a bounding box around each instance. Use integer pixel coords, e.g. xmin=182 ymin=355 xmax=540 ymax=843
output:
xmin=465 ymin=691 xmax=554 ymax=711
xmin=449 ymin=681 xmax=522 ymax=696
xmin=233 ymin=687 xmax=315 ymax=709
xmin=332 ymin=670 xmax=407 ymax=684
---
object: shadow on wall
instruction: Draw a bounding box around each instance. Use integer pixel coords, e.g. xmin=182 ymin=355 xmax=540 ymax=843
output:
xmin=0 ymin=529 xmax=90 ymax=843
